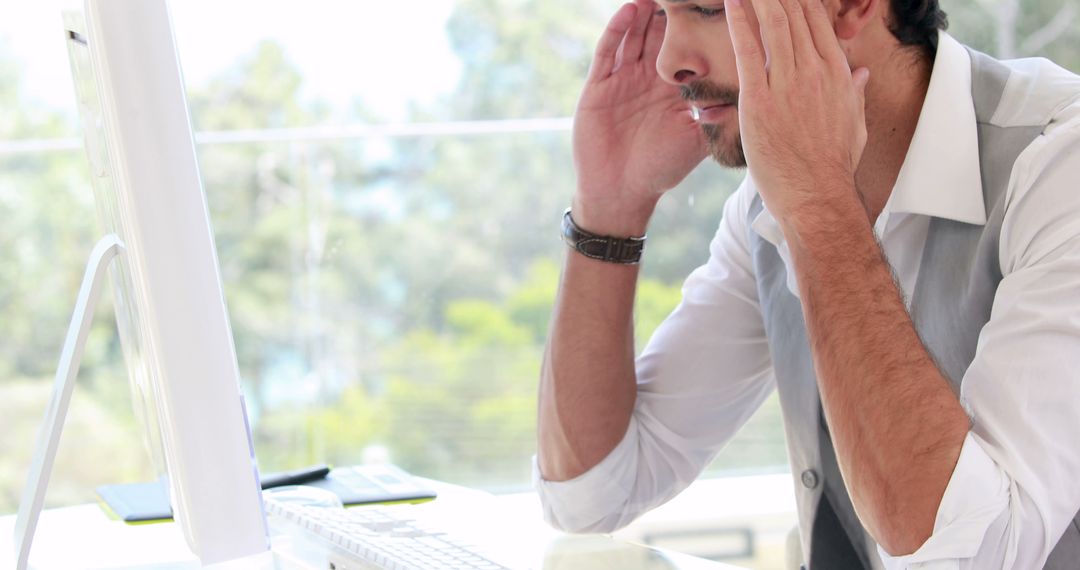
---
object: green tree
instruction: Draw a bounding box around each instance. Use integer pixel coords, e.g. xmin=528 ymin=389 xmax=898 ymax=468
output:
xmin=946 ymin=0 xmax=1080 ymax=70
xmin=0 ymin=46 xmax=152 ymax=512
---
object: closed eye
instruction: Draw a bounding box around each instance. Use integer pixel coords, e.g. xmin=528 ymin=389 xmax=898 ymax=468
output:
xmin=654 ymin=4 xmax=725 ymax=19
xmin=692 ymin=6 xmax=725 ymax=18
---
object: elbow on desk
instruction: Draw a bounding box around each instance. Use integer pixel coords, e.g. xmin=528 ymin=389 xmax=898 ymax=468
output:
xmin=533 ymin=460 xmax=644 ymax=535
xmin=538 ymin=496 xmax=640 ymax=535
xmin=534 ymin=418 xmax=691 ymax=535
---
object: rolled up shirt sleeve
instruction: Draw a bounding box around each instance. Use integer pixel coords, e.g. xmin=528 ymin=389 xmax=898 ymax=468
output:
xmin=878 ymin=434 xmax=1012 ymax=569
xmin=532 ymin=421 xmax=642 ymax=533
xmin=534 ymin=179 xmax=776 ymax=534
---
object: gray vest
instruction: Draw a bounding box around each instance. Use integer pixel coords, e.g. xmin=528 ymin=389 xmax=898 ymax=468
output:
xmin=747 ymin=49 xmax=1080 ymax=569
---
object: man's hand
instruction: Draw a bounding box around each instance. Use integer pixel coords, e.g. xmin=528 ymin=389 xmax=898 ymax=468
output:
xmin=573 ymin=0 xmax=707 ymax=235
xmin=725 ymin=0 xmax=870 ymax=227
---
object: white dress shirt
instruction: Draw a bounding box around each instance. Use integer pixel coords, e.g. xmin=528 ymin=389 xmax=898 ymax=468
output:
xmin=535 ymin=32 xmax=1080 ymax=569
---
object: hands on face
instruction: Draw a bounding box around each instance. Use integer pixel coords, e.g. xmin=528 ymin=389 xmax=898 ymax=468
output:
xmin=725 ymin=0 xmax=871 ymax=223
xmin=572 ymin=0 xmax=870 ymax=234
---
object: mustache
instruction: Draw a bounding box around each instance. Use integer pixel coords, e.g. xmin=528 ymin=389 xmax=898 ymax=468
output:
xmin=680 ymin=81 xmax=739 ymax=106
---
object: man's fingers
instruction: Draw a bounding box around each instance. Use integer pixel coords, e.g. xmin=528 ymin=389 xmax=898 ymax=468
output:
xmin=588 ymin=3 xmax=638 ymax=82
xmin=853 ymin=66 xmax=871 ymax=157
xmin=853 ymin=67 xmax=871 ymax=103
xmin=724 ymin=0 xmax=767 ymax=92
xmin=779 ymin=0 xmax=818 ymax=66
xmin=621 ymin=0 xmax=655 ymax=65
xmin=642 ymin=7 xmax=666 ymax=66
xmin=800 ymin=0 xmax=847 ymax=69
xmin=752 ymin=0 xmax=795 ymax=79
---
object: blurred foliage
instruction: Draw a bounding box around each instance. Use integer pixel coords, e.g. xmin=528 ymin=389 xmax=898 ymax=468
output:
xmin=2 ymin=0 xmax=1077 ymax=515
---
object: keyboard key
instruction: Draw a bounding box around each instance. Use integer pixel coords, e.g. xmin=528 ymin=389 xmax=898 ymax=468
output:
xmin=265 ymin=499 xmax=512 ymax=569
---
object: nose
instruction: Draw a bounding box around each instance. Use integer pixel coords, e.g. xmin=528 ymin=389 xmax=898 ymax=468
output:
xmin=655 ymin=19 xmax=706 ymax=86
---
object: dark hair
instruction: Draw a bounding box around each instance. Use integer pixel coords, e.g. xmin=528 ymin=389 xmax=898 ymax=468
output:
xmin=888 ymin=0 xmax=949 ymax=58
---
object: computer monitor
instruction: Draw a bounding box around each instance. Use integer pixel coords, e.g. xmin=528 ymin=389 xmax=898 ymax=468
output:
xmin=20 ymin=0 xmax=268 ymax=564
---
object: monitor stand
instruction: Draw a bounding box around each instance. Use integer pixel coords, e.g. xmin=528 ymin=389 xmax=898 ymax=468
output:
xmin=12 ymin=234 xmax=125 ymax=570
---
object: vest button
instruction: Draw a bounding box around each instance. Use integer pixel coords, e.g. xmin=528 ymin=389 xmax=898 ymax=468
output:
xmin=800 ymin=469 xmax=819 ymax=489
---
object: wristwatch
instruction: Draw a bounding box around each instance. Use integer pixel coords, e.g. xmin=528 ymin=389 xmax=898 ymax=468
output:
xmin=561 ymin=208 xmax=646 ymax=264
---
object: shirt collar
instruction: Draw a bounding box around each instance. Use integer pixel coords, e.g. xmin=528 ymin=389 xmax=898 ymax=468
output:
xmin=889 ymin=31 xmax=986 ymax=226
xmin=751 ymin=31 xmax=986 ymax=248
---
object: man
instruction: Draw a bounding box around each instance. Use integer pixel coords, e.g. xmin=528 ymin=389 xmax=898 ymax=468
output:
xmin=534 ymin=0 xmax=1080 ymax=567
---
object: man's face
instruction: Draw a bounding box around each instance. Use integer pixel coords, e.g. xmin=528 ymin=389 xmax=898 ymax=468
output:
xmin=654 ymin=0 xmax=765 ymax=168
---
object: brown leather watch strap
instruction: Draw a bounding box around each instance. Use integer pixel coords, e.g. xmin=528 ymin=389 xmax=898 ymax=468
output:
xmin=561 ymin=208 xmax=646 ymax=264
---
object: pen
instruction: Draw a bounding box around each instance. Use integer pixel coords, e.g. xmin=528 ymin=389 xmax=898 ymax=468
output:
xmin=259 ymin=464 xmax=331 ymax=489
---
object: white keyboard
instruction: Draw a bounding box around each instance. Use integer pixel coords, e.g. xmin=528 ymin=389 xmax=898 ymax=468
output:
xmin=265 ymin=498 xmax=514 ymax=570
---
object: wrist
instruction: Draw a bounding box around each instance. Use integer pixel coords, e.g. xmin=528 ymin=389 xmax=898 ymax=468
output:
xmin=773 ymin=178 xmax=863 ymax=239
xmin=780 ymin=190 xmax=873 ymax=265
xmin=570 ymin=193 xmax=658 ymax=238
xmin=562 ymin=208 xmax=646 ymax=265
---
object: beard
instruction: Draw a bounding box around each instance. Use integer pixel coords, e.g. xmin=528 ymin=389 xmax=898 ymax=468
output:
xmin=680 ymin=80 xmax=746 ymax=168
xmin=701 ymin=124 xmax=746 ymax=168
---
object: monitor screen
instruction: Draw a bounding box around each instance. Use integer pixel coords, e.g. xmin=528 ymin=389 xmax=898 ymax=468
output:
xmin=64 ymin=13 xmax=169 ymax=500
xmin=59 ymin=0 xmax=269 ymax=563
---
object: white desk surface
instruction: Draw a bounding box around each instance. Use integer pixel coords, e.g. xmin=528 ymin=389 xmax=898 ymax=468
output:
xmin=1 ymin=481 xmax=748 ymax=570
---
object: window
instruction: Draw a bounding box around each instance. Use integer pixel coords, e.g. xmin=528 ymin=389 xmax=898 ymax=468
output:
xmin=2 ymin=1 xmax=1076 ymax=567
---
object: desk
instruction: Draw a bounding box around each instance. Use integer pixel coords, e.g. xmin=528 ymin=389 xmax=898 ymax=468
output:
xmin=1 ymin=481 xmax=747 ymax=570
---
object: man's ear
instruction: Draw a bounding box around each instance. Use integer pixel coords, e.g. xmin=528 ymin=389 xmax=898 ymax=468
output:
xmin=833 ymin=0 xmax=880 ymax=41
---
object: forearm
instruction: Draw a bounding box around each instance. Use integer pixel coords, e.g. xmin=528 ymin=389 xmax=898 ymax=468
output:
xmin=535 ymin=0 xmax=706 ymax=482
xmin=537 ymin=192 xmax=658 ymax=481
xmin=782 ymin=190 xmax=970 ymax=555
xmin=538 ymin=245 xmax=640 ymax=482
